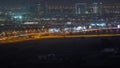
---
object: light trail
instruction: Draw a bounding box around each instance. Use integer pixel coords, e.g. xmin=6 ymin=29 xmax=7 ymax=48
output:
xmin=0 ymin=34 xmax=120 ymax=44
xmin=0 ymin=27 xmax=120 ymax=44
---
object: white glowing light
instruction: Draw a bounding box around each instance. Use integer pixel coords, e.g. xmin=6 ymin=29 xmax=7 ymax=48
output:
xmin=117 ymin=25 xmax=120 ymax=28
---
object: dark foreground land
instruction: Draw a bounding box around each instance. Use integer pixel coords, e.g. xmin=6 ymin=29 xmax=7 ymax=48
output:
xmin=0 ymin=36 xmax=120 ymax=67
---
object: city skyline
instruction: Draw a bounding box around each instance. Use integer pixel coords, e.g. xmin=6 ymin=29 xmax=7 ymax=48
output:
xmin=0 ymin=0 xmax=120 ymax=7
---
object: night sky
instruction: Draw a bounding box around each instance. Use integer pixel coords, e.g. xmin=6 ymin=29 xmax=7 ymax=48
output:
xmin=0 ymin=0 xmax=120 ymax=7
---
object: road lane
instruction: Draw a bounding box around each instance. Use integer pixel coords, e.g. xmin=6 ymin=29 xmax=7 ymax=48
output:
xmin=0 ymin=34 xmax=120 ymax=44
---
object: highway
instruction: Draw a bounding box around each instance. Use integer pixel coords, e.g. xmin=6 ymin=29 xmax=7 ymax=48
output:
xmin=1 ymin=34 xmax=120 ymax=44
xmin=0 ymin=28 xmax=120 ymax=44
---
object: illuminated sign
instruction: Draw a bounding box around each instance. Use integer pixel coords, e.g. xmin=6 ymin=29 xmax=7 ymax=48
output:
xmin=90 ymin=23 xmax=106 ymax=27
xmin=66 ymin=22 xmax=72 ymax=25
xmin=13 ymin=16 xmax=22 ymax=19
xmin=24 ymin=22 xmax=39 ymax=24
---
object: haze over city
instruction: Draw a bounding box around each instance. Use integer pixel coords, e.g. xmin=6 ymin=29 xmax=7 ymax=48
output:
xmin=0 ymin=0 xmax=120 ymax=7
xmin=0 ymin=0 xmax=120 ymax=67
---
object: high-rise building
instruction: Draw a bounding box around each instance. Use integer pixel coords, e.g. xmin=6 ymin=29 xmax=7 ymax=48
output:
xmin=92 ymin=3 xmax=99 ymax=14
xmin=46 ymin=5 xmax=74 ymax=15
xmin=75 ymin=3 xmax=87 ymax=14
xmin=29 ymin=3 xmax=45 ymax=17
xmin=101 ymin=3 xmax=120 ymax=14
